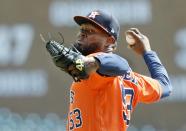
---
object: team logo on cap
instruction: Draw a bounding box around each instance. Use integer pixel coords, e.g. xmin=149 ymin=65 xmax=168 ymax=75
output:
xmin=88 ymin=11 xmax=100 ymax=19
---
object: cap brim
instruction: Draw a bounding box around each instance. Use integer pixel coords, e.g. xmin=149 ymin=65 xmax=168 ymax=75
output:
xmin=74 ymin=16 xmax=110 ymax=36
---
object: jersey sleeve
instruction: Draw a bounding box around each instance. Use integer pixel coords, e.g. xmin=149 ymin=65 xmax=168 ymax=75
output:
xmin=89 ymin=52 xmax=131 ymax=76
xmin=134 ymin=72 xmax=162 ymax=103
xmin=143 ymin=51 xmax=172 ymax=98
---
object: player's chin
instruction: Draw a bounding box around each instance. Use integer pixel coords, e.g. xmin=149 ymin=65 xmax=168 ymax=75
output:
xmin=73 ymin=42 xmax=82 ymax=51
xmin=73 ymin=41 xmax=100 ymax=56
xmin=72 ymin=42 xmax=88 ymax=55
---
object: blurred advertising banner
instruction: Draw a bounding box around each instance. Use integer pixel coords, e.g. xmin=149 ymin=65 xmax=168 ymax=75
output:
xmin=49 ymin=0 xmax=151 ymax=26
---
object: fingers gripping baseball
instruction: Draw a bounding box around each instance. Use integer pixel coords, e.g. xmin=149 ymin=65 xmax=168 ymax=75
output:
xmin=125 ymin=28 xmax=151 ymax=55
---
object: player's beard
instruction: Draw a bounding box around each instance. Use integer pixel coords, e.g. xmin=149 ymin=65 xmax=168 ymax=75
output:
xmin=73 ymin=42 xmax=101 ymax=56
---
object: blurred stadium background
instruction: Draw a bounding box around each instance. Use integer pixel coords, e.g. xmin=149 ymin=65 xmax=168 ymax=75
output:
xmin=0 ymin=0 xmax=186 ymax=130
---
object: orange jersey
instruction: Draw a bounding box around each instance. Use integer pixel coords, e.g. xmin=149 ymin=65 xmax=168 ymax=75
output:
xmin=67 ymin=71 xmax=162 ymax=131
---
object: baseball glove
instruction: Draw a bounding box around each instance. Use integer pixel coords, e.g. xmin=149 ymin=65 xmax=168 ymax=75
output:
xmin=40 ymin=33 xmax=89 ymax=82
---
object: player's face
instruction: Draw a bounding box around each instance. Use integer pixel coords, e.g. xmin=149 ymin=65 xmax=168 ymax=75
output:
xmin=74 ymin=24 xmax=112 ymax=56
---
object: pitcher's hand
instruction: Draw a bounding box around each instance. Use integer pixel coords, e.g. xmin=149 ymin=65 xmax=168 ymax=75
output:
xmin=125 ymin=28 xmax=151 ymax=55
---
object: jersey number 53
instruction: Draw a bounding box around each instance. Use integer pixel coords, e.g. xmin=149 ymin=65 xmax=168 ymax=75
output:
xmin=69 ymin=108 xmax=83 ymax=130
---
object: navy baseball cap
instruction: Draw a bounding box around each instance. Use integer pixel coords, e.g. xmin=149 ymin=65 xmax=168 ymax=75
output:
xmin=74 ymin=10 xmax=120 ymax=40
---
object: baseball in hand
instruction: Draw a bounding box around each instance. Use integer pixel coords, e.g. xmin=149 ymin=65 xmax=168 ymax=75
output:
xmin=126 ymin=34 xmax=136 ymax=45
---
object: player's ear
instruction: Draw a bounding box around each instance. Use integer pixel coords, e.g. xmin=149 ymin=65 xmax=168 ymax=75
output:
xmin=105 ymin=36 xmax=117 ymax=52
xmin=106 ymin=36 xmax=115 ymax=44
